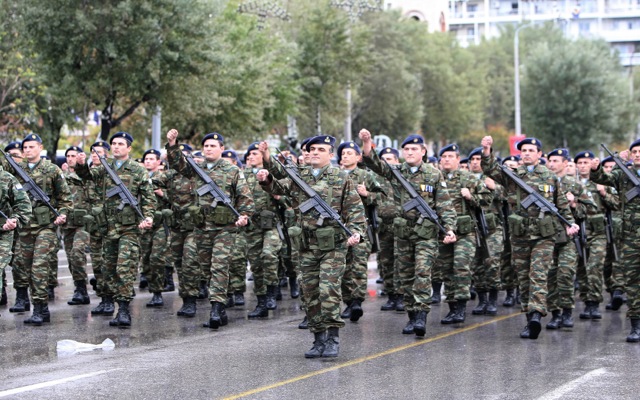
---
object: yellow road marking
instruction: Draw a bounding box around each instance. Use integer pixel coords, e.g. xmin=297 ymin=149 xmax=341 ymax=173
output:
xmin=221 ymin=312 xmax=520 ymax=400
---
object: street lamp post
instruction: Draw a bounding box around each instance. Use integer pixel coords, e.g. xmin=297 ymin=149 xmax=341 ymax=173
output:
xmin=514 ymin=22 xmax=533 ymax=136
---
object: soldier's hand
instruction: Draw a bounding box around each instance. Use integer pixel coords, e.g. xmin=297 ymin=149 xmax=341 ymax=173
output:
xmin=481 ymin=136 xmax=493 ymax=156
xmin=484 ymin=177 xmax=496 ymax=190
xmin=54 ymin=214 xmax=67 ymax=226
xmin=258 ymin=141 xmax=270 ymax=160
xmin=76 ymin=152 xmax=87 ymax=165
xmin=154 ymin=189 xmax=164 ymax=197
xmin=61 ymin=163 xmax=69 ymax=172
xmin=356 ymin=183 xmax=368 ymax=197
xmin=2 ymin=218 xmax=17 ymax=231
xmin=590 ymin=157 xmax=600 ymax=171
xmin=347 ymin=233 xmax=361 ymax=246
xmin=597 ymin=184 xmax=607 ymax=196
xmin=443 ymin=231 xmax=457 ymax=244
xmin=460 ymin=188 xmax=471 ymax=200
xmin=620 ymin=150 xmax=630 ymax=161
xmin=167 ymin=129 xmax=179 ymax=146
xmin=256 ymin=169 xmax=270 ymax=182
xmin=139 ymin=217 xmax=153 ymax=230
xmin=236 ymin=215 xmax=249 ymax=227
xmin=566 ymin=223 xmax=580 ymax=236
xmin=359 ymin=129 xmax=372 ymax=143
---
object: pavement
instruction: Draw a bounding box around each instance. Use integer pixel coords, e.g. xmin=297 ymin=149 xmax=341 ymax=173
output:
xmin=0 ymin=252 xmax=638 ymax=399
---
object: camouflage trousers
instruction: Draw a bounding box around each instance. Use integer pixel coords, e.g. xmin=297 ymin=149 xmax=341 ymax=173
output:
xmin=14 ymin=226 xmax=58 ymax=303
xmin=396 ymin=232 xmax=439 ymax=313
xmin=577 ymin=234 xmax=606 ymax=304
xmin=140 ymin=228 xmax=168 ymax=293
xmin=342 ymin=238 xmax=370 ymax=303
xmin=197 ymin=227 xmax=235 ymax=303
xmin=549 ymin=241 xmax=577 ymax=311
xmin=169 ymin=228 xmax=200 ymax=298
xmin=103 ymin=228 xmax=140 ymax=302
xmin=89 ymin=232 xmax=109 ymax=297
xmin=0 ymin=231 xmax=15 ymax=272
xmin=48 ymin=235 xmax=61 ymax=288
xmin=621 ymin=232 xmax=640 ymax=319
xmin=299 ymin=242 xmax=347 ymax=334
xmin=500 ymin=241 xmax=517 ymax=290
xmin=604 ymin=240 xmax=625 ymax=293
xmin=473 ymin=227 xmax=503 ymax=291
xmin=438 ymin=233 xmax=474 ymax=303
xmin=246 ymin=227 xmax=282 ymax=296
xmin=62 ymin=226 xmax=89 ymax=282
xmin=378 ymin=226 xmax=398 ymax=295
xmin=227 ymin=229 xmax=247 ymax=294
xmin=512 ymin=236 xmax=554 ymax=316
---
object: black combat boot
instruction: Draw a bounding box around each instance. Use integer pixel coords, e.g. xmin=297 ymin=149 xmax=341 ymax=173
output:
xmin=24 ymin=303 xmax=47 ymax=326
xmin=381 ymin=294 xmax=397 ymax=311
xmin=248 ymin=295 xmax=269 ymax=318
xmin=47 ymin=285 xmax=55 ymax=300
xmin=520 ymin=313 xmax=532 ymax=339
xmin=441 ymin=302 xmax=457 ymax=324
xmin=395 ymin=294 xmax=405 ymax=312
xmin=452 ymin=300 xmax=467 ymax=323
xmin=233 ymin=291 xmax=245 ymax=305
xmin=402 ymin=311 xmax=417 ymax=334
xmin=323 ymin=327 xmax=340 ymax=357
xmin=486 ymin=289 xmax=498 ymax=315
xmin=340 ymin=301 xmax=352 ymax=319
xmin=626 ymin=319 xmax=640 ymax=343
xmin=91 ymin=297 xmax=107 ymax=315
xmin=146 ymin=292 xmax=163 ymax=308
xmin=470 ymin=286 xmax=477 ymax=301
xmin=225 ymin=293 xmax=235 ymax=308
xmin=304 ymin=331 xmax=327 ymax=358
xmin=527 ymin=311 xmax=542 ymax=340
xmin=0 ymin=285 xmax=7 ymax=306
xmin=139 ymin=273 xmax=148 ymax=289
xmin=430 ymin=282 xmax=442 ymax=304
xmin=275 ymin=285 xmax=283 ymax=301
xmin=206 ymin=301 xmax=228 ymax=329
xmin=89 ymin=277 xmax=98 ymax=292
xmin=9 ymin=287 xmax=30 ymax=313
xmin=590 ymin=302 xmax=602 ymax=319
xmin=546 ymin=310 xmax=562 ymax=329
xmin=265 ymin=286 xmax=278 ymax=310
xmin=289 ymin=276 xmax=300 ymax=299
xmin=197 ymin=281 xmax=209 ymax=300
xmin=413 ymin=310 xmax=428 ymax=337
xmin=298 ymin=315 xmax=309 ymax=329
xmin=611 ymin=290 xmax=624 ymax=311
xmin=177 ymin=296 xmax=197 ymax=317
xmin=162 ymin=267 xmax=175 ymax=292
xmin=561 ymin=308 xmax=574 ymax=328
xmin=472 ymin=291 xmax=488 ymax=315
xmin=41 ymin=303 xmax=51 ymax=322
xmin=102 ymin=296 xmax=116 ymax=315
xmin=109 ymin=301 xmax=131 ymax=327
xmin=580 ymin=301 xmax=594 ymax=319
xmin=503 ymin=288 xmax=515 ymax=307
xmin=350 ymin=299 xmax=363 ymax=322
xmin=67 ymin=280 xmax=91 ymax=305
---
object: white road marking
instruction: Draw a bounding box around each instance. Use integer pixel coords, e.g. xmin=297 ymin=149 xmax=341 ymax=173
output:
xmin=537 ymin=368 xmax=607 ymax=400
xmin=0 ymin=369 xmax=120 ymax=398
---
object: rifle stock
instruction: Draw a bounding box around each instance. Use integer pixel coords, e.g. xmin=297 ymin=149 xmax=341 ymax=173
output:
xmin=3 ymin=151 xmax=60 ymax=217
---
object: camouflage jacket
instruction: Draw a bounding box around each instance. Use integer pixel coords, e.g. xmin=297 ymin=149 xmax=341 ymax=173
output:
xmin=556 ymin=175 xmax=595 ymax=221
xmin=362 ymin=150 xmax=456 ymax=233
xmin=0 ymin=167 xmax=32 ymax=229
xmin=442 ymin=169 xmax=493 ymax=220
xmin=344 ymin=167 xmax=384 ymax=207
xmin=152 ymin=169 xmax=198 ymax=232
xmin=577 ymin=177 xmax=619 ymax=236
xmin=261 ymin=164 xmax=365 ymax=238
xmin=590 ymin=164 xmax=640 ymax=235
xmin=166 ymin=143 xmax=254 ymax=230
xmin=374 ymin=171 xmax=401 ymax=220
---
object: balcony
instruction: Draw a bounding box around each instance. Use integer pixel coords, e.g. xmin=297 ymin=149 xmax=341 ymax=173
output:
xmin=619 ymin=52 xmax=640 ymax=67
xmin=600 ymin=29 xmax=640 ymax=43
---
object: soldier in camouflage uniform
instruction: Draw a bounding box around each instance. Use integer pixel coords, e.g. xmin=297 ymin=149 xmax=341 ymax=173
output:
xmin=336 ymin=141 xmax=384 ymax=322
xmin=499 ymin=156 xmax=520 ymax=307
xmin=4 ymin=134 xmax=73 ymax=325
xmin=76 ymin=132 xmax=156 ymax=327
xmin=481 ymin=137 xmax=579 ymax=340
xmin=258 ymin=135 xmax=364 ymax=358
xmin=361 ymin=130 xmax=457 ymax=338
xmin=377 ymin=147 xmax=403 ymax=312
xmin=544 ymin=149 xmax=595 ymax=329
xmin=468 ymin=147 xmax=505 ymax=316
xmin=589 ymin=141 xmax=640 ymax=342
xmin=62 ymin=146 xmax=92 ymax=306
xmin=437 ymin=144 xmax=493 ymax=325
xmin=166 ymin=129 xmax=253 ymax=330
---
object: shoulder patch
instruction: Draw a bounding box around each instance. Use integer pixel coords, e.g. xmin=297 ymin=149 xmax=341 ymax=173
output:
xmin=15 ymin=183 xmax=23 ymax=190
xmin=441 ymin=181 xmax=447 ymax=188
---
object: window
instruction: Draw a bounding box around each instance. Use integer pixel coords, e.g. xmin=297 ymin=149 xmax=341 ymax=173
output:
xmin=579 ymin=22 xmax=591 ymax=32
xmin=468 ymin=4 xmax=478 ymax=12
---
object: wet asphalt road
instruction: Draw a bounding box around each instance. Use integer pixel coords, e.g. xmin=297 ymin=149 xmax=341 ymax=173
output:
xmin=1 ymin=252 xmax=639 ymax=399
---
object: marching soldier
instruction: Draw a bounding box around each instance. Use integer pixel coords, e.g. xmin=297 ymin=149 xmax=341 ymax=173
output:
xmin=499 ymin=155 xmax=520 ymax=307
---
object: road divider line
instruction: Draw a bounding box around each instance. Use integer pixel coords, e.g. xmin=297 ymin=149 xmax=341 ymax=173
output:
xmin=536 ymin=368 xmax=607 ymax=400
xmin=0 ymin=369 xmax=120 ymax=398
xmin=221 ymin=313 xmax=520 ymax=400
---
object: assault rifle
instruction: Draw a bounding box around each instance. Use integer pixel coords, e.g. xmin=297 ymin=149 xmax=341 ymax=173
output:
xmin=3 ymin=151 xmax=60 ymax=217
xmin=473 ymin=207 xmax=491 ymax=257
xmin=500 ymin=164 xmax=584 ymax=258
xmin=601 ymin=144 xmax=640 ymax=202
xmin=365 ymin=204 xmax=381 ymax=253
xmin=271 ymin=156 xmax=355 ymax=238
xmin=92 ymin=148 xmax=144 ymax=220
xmin=184 ymin=154 xmax=240 ymax=219
xmin=605 ymin=209 xmax=620 ymax=262
xmin=382 ymin=159 xmax=447 ymax=235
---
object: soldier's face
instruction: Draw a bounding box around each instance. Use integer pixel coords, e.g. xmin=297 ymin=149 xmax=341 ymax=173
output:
xmin=8 ymin=149 xmax=23 ymax=162
xmin=460 ymin=163 xmax=469 ymax=171
xmin=381 ymin=153 xmax=399 ymax=165
xmin=519 ymin=145 xmax=541 ymax=166
xmin=566 ymin=161 xmax=576 ymax=176
xmin=302 ymin=149 xmax=311 ymax=165
xmin=22 ymin=142 xmax=43 ymax=163
xmin=203 ymin=139 xmax=223 ymax=161
xmin=603 ymin=161 xmax=615 ymax=173
xmin=504 ymin=160 xmax=519 ymax=170
xmin=246 ymin=150 xmax=263 ymax=167
xmin=439 ymin=151 xmax=459 ymax=172
xmin=144 ymin=154 xmax=161 ymax=172
xmin=308 ymin=144 xmax=333 ymax=168
xmin=402 ymin=144 xmax=426 ymax=166
xmin=340 ymin=149 xmax=359 ymax=169
xmin=631 ymin=146 xmax=640 ymax=167
xmin=547 ymin=156 xmax=567 ymax=174
xmin=576 ymin=159 xmax=592 ymax=178
xmin=90 ymin=147 xmax=107 ymax=165
xmin=111 ymin=138 xmax=131 ymax=160
xmin=469 ymin=155 xmax=482 ymax=172
xmin=66 ymin=150 xmax=79 ymax=168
